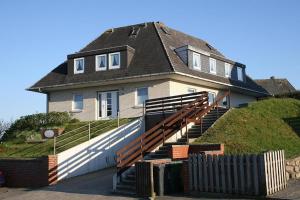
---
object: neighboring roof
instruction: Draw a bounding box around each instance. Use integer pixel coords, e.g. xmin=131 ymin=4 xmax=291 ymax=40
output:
xmin=28 ymin=21 xmax=268 ymax=96
xmin=255 ymin=76 xmax=296 ymax=95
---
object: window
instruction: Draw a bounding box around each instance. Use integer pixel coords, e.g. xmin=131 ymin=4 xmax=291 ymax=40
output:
xmin=225 ymin=63 xmax=232 ymax=78
xmin=192 ymin=52 xmax=201 ymax=70
xmin=208 ymin=92 xmax=216 ymax=105
xmin=222 ymin=96 xmax=228 ymax=107
xmin=109 ymin=52 xmax=120 ymax=69
xmin=73 ymin=94 xmax=83 ymax=111
xmin=96 ymin=54 xmax=107 ymax=71
xmin=188 ymin=88 xmax=196 ymax=93
xmin=136 ymin=88 xmax=148 ymax=106
xmin=237 ymin=67 xmax=244 ymax=81
xmin=209 ymin=58 xmax=216 ymax=74
xmin=74 ymin=58 xmax=84 ymax=74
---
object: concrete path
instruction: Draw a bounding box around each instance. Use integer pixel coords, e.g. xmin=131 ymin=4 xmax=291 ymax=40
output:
xmin=269 ymin=179 xmax=300 ymax=200
xmin=0 ymin=168 xmax=136 ymax=200
xmin=0 ymin=167 xmax=299 ymax=200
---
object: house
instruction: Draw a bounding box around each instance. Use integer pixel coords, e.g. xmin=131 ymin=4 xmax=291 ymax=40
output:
xmin=28 ymin=22 xmax=268 ymax=121
xmin=255 ymin=76 xmax=296 ymax=96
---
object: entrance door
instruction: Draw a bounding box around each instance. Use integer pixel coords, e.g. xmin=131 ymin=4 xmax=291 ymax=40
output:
xmin=98 ymin=91 xmax=118 ymax=119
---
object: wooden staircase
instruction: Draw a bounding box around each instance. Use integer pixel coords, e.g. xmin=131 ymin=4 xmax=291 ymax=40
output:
xmin=114 ymin=91 xmax=230 ymax=195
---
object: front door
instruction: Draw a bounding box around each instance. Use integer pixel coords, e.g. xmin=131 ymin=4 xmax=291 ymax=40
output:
xmin=98 ymin=91 xmax=119 ymax=119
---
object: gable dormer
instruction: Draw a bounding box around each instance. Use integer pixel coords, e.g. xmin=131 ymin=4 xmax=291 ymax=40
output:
xmin=175 ymin=45 xmax=246 ymax=83
xmin=67 ymin=45 xmax=135 ymax=75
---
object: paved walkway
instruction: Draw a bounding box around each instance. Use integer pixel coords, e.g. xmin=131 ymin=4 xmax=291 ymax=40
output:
xmin=0 ymin=168 xmax=136 ymax=200
xmin=269 ymin=179 xmax=300 ymax=200
xmin=0 ymin=167 xmax=299 ymax=200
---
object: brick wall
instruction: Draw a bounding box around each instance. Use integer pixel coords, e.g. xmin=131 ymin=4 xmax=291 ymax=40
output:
xmin=0 ymin=155 xmax=57 ymax=188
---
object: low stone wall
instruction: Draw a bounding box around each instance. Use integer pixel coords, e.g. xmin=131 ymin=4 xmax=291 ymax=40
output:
xmin=286 ymin=156 xmax=300 ymax=180
xmin=0 ymin=155 xmax=57 ymax=188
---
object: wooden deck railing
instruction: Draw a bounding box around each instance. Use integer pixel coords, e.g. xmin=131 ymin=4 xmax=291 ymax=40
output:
xmin=116 ymin=91 xmax=230 ymax=174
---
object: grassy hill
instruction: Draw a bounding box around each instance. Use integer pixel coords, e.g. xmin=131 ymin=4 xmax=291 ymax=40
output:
xmin=194 ymin=98 xmax=300 ymax=159
xmin=0 ymin=118 xmax=132 ymax=158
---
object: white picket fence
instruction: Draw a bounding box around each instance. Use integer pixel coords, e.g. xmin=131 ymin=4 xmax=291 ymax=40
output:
xmin=188 ymin=150 xmax=286 ymax=196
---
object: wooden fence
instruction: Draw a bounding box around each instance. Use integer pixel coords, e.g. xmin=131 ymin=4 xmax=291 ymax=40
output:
xmin=188 ymin=150 xmax=286 ymax=196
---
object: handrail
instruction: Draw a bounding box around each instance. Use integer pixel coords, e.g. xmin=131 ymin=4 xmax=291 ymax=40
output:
xmin=116 ymin=91 xmax=231 ymax=174
xmin=116 ymin=92 xmax=212 ymax=173
xmin=186 ymin=91 xmax=230 ymax=126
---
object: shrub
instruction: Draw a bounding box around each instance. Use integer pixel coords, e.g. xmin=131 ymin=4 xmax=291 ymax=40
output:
xmin=0 ymin=119 xmax=11 ymax=140
xmin=5 ymin=112 xmax=72 ymax=139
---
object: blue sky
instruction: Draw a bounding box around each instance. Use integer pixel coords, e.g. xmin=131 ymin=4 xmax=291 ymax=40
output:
xmin=0 ymin=0 xmax=299 ymax=121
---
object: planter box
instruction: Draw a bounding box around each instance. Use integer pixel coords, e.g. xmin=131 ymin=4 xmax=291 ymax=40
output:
xmin=41 ymin=128 xmax=64 ymax=139
xmin=169 ymin=145 xmax=189 ymax=160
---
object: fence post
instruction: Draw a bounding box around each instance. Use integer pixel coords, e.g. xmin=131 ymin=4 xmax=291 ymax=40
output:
xmin=53 ymin=136 xmax=56 ymax=155
xmin=117 ymin=111 xmax=120 ymax=127
xmin=88 ymin=122 xmax=91 ymax=140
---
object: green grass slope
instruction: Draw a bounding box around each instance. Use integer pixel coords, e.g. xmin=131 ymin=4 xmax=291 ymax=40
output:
xmin=0 ymin=118 xmax=132 ymax=158
xmin=194 ymin=98 xmax=300 ymax=158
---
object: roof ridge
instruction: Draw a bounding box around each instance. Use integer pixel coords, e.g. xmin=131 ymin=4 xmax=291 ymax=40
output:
xmin=78 ymin=22 xmax=154 ymax=53
xmin=153 ymin=22 xmax=175 ymax=72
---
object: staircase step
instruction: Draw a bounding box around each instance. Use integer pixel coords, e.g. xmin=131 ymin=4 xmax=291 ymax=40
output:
xmin=121 ymin=178 xmax=136 ymax=185
xmin=126 ymin=174 xmax=136 ymax=180
xmin=114 ymin=188 xmax=136 ymax=196
xmin=164 ymin=142 xmax=187 ymax=146
xmin=117 ymin=183 xmax=135 ymax=191
xmin=159 ymin=146 xmax=170 ymax=151
xmin=147 ymin=153 xmax=169 ymax=159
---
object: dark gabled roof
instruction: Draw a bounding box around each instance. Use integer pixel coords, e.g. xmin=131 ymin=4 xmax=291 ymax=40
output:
xmin=255 ymin=77 xmax=296 ymax=95
xmin=29 ymin=22 xmax=172 ymax=89
xmin=28 ymin=22 xmax=268 ymax=95
xmin=153 ymin=22 xmax=267 ymax=94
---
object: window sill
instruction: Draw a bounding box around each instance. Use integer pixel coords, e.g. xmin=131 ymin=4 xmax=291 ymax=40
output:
xmin=133 ymin=105 xmax=144 ymax=109
xmin=70 ymin=109 xmax=83 ymax=113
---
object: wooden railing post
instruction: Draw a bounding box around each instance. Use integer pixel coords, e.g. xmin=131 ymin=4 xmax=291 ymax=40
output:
xmin=180 ymin=96 xmax=183 ymax=137
xmin=162 ymin=123 xmax=165 ymax=145
xmin=140 ymin=137 xmax=144 ymax=161
xmin=201 ymin=118 xmax=203 ymax=134
xmin=185 ymin=118 xmax=189 ymax=144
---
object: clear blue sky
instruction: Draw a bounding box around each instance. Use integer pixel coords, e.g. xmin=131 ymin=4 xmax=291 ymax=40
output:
xmin=0 ymin=0 xmax=299 ymax=121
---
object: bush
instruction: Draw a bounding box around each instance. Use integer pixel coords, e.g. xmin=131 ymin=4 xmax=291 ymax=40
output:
xmin=5 ymin=112 xmax=72 ymax=139
xmin=275 ymin=91 xmax=300 ymax=100
xmin=0 ymin=119 xmax=11 ymax=140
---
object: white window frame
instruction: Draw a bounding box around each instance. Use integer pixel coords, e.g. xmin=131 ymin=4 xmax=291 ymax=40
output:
xmin=72 ymin=94 xmax=83 ymax=111
xmin=136 ymin=87 xmax=149 ymax=106
xmin=237 ymin=67 xmax=244 ymax=81
xmin=74 ymin=58 xmax=84 ymax=74
xmin=209 ymin=58 xmax=217 ymax=74
xmin=192 ymin=52 xmax=201 ymax=70
xmin=208 ymin=92 xmax=216 ymax=105
xmin=225 ymin=63 xmax=232 ymax=78
xmin=95 ymin=54 xmax=107 ymax=71
xmin=188 ymin=88 xmax=197 ymax=93
xmin=109 ymin=52 xmax=121 ymax=69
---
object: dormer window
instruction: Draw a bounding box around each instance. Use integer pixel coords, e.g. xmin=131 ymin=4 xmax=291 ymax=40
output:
xmin=209 ymin=58 xmax=216 ymax=74
xmin=225 ymin=63 xmax=232 ymax=78
xmin=109 ymin=52 xmax=120 ymax=69
xmin=74 ymin=58 xmax=84 ymax=74
xmin=237 ymin=67 xmax=244 ymax=81
xmin=96 ymin=54 xmax=107 ymax=71
xmin=192 ymin=52 xmax=201 ymax=70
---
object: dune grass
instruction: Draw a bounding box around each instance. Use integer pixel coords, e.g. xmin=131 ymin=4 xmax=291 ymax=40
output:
xmin=194 ymin=98 xmax=300 ymax=159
